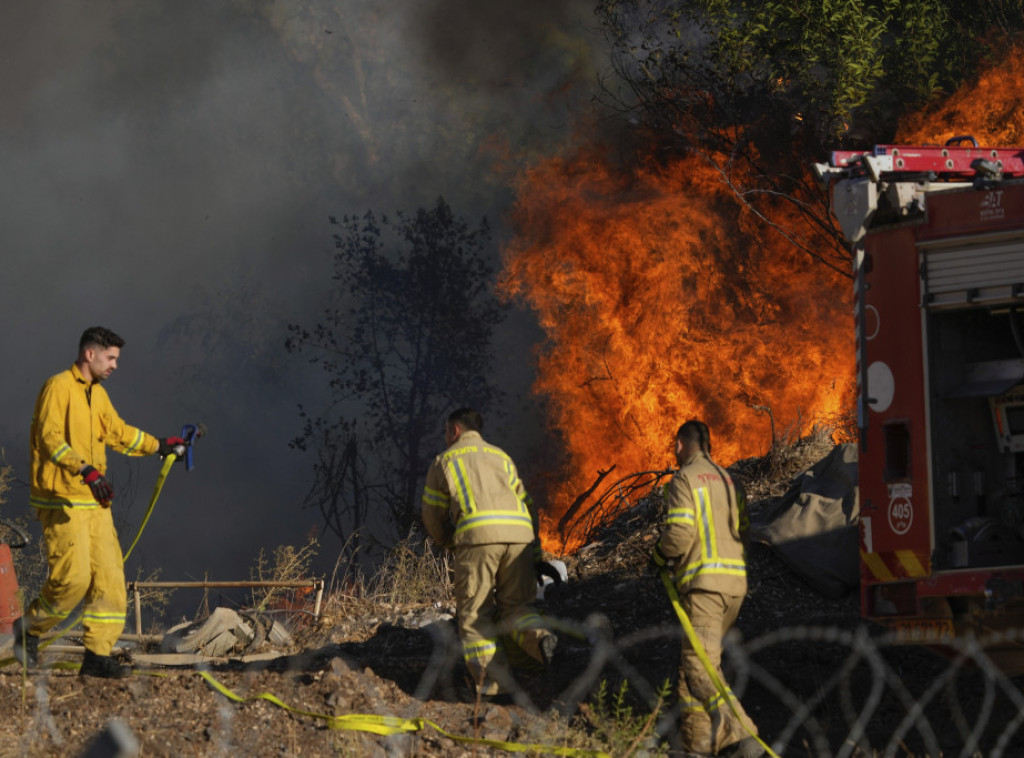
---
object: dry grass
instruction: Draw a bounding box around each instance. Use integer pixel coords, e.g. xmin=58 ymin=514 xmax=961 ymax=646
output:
xmin=248 ymin=534 xmax=321 ymax=612
xmin=271 ymin=536 xmax=457 ymax=649
xmin=364 ymin=537 xmax=453 ymax=607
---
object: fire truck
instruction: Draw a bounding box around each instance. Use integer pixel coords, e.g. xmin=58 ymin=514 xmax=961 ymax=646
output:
xmin=817 ymin=139 xmax=1024 ymax=664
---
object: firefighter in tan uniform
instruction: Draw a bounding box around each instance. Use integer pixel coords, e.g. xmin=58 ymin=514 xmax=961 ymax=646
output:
xmin=650 ymin=420 xmax=764 ymax=758
xmin=13 ymin=327 xmax=185 ymax=678
xmin=421 ymin=408 xmax=556 ymax=696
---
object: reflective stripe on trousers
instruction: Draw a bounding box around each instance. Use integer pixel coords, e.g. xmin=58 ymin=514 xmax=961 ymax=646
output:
xmin=454 ymin=542 xmax=547 ymax=680
xmin=23 ymin=506 xmax=128 ymax=656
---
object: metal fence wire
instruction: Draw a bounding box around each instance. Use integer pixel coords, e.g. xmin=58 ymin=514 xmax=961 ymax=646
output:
xmin=414 ymin=614 xmax=1024 ymax=757
xmin=8 ymin=610 xmax=1024 ymax=757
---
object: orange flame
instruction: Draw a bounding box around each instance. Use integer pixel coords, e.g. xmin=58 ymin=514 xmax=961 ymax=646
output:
xmin=499 ymin=146 xmax=854 ymax=550
xmin=897 ymin=45 xmax=1024 ymax=144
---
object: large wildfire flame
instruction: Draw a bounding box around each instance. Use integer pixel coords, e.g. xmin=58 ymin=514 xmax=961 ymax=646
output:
xmin=499 ymin=146 xmax=854 ymax=550
xmin=501 ymin=43 xmax=1024 ymax=553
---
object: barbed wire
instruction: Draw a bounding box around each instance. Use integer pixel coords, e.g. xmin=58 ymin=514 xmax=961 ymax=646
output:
xmin=390 ymin=614 xmax=1024 ymax=756
xmin=6 ymin=612 xmax=1024 ymax=756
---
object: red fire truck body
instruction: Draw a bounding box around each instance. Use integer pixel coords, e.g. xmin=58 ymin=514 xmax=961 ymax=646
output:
xmin=820 ymin=142 xmax=1024 ymax=647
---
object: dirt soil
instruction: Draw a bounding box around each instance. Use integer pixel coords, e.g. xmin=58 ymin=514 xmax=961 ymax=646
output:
xmin=3 ymin=443 xmax=1024 ymax=757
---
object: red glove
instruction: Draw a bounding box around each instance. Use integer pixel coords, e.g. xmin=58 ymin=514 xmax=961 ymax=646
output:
xmin=158 ymin=436 xmax=187 ymax=459
xmin=81 ymin=466 xmax=113 ymax=506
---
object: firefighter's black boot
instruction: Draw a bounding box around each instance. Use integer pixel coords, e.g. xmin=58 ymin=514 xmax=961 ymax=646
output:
xmin=12 ymin=617 xmax=39 ymax=668
xmin=80 ymin=649 xmax=132 ymax=679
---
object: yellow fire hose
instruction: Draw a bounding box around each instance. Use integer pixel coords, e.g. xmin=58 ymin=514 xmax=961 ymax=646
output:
xmin=659 ymin=569 xmax=779 ymax=758
xmin=123 ymin=453 xmax=176 ymax=562
xmin=199 ymin=670 xmax=612 ymax=756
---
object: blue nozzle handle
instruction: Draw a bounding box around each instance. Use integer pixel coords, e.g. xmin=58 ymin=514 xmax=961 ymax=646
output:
xmin=180 ymin=423 xmax=204 ymax=471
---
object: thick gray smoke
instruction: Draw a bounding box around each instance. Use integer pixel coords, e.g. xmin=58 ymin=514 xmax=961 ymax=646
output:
xmin=0 ymin=0 xmax=601 ymax=615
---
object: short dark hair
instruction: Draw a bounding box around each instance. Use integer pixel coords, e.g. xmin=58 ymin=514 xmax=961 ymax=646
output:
xmin=79 ymin=327 xmax=125 ymax=353
xmin=677 ymin=420 xmax=712 ymax=454
xmin=448 ymin=407 xmax=483 ymax=433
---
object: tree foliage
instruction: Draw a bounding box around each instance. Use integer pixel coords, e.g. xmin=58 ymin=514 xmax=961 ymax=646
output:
xmin=287 ymin=198 xmax=506 ymax=555
xmin=595 ymin=0 xmax=1024 ymax=270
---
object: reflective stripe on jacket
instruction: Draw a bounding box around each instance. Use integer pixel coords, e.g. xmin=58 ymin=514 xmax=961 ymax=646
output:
xmin=653 ymin=452 xmax=748 ymax=596
xmin=421 ymin=430 xmax=537 ymax=547
xmin=30 ymin=365 xmax=159 ymax=509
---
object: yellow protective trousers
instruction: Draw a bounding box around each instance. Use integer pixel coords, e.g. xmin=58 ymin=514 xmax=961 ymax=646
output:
xmin=22 ymin=506 xmax=127 ymax=656
xmin=677 ymin=589 xmax=759 ymax=755
xmin=454 ymin=542 xmax=550 ymax=692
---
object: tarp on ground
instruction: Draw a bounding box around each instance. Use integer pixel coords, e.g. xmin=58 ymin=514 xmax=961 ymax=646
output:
xmin=749 ymin=443 xmax=859 ymax=598
xmin=161 ymin=607 xmax=292 ymax=657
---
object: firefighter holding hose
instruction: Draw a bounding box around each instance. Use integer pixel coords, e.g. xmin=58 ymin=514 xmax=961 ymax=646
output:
xmin=650 ymin=420 xmax=764 ymax=758
xmin=421 ymin=407 xmax=557 ymax=698
xmin=12 ymin=327 xmax=186 ymax=678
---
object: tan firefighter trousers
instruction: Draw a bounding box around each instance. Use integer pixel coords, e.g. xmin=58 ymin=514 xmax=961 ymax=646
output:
xmin=22 ymin=506 xmax=127 ymax=656
xmin=677 ymin=589 xmax=759 ymax=754
xmin=454 ymin=542 xmax=550 ymax=692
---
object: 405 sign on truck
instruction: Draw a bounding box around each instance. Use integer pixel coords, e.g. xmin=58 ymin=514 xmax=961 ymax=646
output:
xmin=818 ymin=139 xmax=1024 ymax=670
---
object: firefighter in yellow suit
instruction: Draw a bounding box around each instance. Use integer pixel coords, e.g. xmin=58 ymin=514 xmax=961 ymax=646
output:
xmin=421 ymin=408 xmax=556 ymax=696
xmin=13 ymin=327 xmax=184 ymax=678
xmin=650 ymin=420 xmax=764 ymax=758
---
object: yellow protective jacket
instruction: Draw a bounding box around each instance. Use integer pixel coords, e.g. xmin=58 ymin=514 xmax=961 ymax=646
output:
xmin=421 ymin=430 xmax=538 ymax=548
xmin=30 ymin=364 xmax=159 ymax=509
xmin=652 ymin=451 xmax=748 ymax=596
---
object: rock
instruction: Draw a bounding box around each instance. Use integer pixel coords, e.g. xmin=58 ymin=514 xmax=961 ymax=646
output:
xmin=331 ymin=655 xmax=355 ymax=676
xmin=483 ymin=706 xmax=513 ymax=733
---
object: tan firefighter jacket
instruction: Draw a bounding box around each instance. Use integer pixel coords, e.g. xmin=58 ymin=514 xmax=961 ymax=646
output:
xmin=651 ymin=451 xmax=749 ymax=596
xmin=421 ymin=430 xmax=539 ymax=548
xmin=30 ymin=364 xmax=159 ymax=509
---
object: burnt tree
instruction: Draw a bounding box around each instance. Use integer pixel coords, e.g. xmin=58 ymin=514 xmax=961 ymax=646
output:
xmin=288 ymin=197 xmax=506 ymax=555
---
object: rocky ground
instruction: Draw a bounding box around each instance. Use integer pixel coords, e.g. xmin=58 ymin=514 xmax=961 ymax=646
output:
xmin=2 ymin=438 xmax=1024 ymax=757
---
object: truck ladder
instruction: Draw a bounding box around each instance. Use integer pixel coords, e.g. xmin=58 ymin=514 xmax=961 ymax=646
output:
xmin=830 ymin=138 xmax=1024 ymax=179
